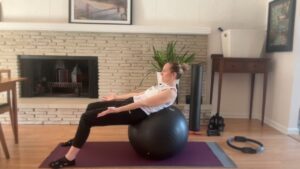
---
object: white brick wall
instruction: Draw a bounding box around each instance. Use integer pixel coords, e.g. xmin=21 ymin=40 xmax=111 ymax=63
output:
xmin=0 ymin=31 xmax=209 ymax=124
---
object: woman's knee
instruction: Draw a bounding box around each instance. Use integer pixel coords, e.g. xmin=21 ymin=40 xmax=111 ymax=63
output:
xmin=86 ymin=102 xmax=96 ymax=111
xmin=86 ymin=101 xmax=107 ymax=111
xmin=79 ymin=112 xmax=94 ymax=124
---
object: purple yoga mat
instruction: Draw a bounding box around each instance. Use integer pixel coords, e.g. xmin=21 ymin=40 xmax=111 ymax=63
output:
xmin=40 ymin=141 xmax=228 ymax=168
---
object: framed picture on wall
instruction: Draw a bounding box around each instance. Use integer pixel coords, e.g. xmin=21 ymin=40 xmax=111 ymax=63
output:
xmin=266 ymin=0 xmax=296 ymax=52
xmin=69 ymin=0 xmax=132 ymax=25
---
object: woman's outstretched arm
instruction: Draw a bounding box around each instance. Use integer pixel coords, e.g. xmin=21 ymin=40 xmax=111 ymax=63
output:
xmin=98 ymin=89 xmax=176 ymax=117
xmin=102 ymin=91 xmax=144 ymax=101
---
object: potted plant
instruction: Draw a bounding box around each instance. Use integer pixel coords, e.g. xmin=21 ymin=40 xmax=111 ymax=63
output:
xmin=152 ymin=41 xmax=195 ymax=84
xmin=139 ymin=41 xmax=195 ymax=86
xmin=152 ymin=41 xmax=195 ymax=71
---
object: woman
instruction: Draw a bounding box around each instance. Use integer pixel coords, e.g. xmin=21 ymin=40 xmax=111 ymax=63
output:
xmin=49 ymin=62 xmax=188 ymax=168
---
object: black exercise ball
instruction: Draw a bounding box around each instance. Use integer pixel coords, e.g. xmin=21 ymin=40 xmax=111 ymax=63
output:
xmin=128 ymin=106 xmax=188 ymax=160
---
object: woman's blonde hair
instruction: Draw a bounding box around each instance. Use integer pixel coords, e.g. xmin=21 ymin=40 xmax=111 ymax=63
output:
xmin=168 ymin=62 xmax=189 ymax=79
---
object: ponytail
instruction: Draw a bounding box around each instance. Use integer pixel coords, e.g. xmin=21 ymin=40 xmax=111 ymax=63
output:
xmin=169 ymin=62 xmax=189 ymax=79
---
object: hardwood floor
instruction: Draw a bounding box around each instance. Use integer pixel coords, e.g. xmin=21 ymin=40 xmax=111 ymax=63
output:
xmin=0 ymin=119 xmax=300 ymax=169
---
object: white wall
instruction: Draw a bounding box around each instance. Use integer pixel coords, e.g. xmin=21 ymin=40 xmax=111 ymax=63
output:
xmin=265 ymin=53 xmax=295 ymax=132
xmin=4 ymin=0 xmax=290 ymax=128
xmin=0 ymin=0 xmax=267 ymax=27
xmin=0 ymin=0 xmax=269 ymax=104
xmin=0 ymin=0 xmax=67 ymax=22
xmin=136 ymin=0 xmax=269 ymax=120
xmin=289 ymin=4 xmax=300 ymax=132
xmin=266 ymin=1 xmax=300 ymax=134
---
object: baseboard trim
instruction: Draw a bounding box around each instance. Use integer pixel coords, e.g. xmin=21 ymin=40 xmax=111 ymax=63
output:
xmin=287 ymin=128 xmax=299 ymax=135
xmin=264 ymin=119 xmax=288 ymax=134
xmin=264 ymin=118 xmax=299 ymax=134
xmin=221 ymin=115 xmax=298 ymax=134
xmin=221 ymin=114 xmax=249 ymax=119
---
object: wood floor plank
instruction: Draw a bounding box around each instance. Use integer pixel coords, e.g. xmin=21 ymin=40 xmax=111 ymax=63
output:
xmin=0 ymin=119 xmax=299 ymax=169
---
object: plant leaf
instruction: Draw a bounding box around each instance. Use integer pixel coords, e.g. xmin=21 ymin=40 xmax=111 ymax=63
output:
xmin=151 ymin=41 xmax=195 ymax=71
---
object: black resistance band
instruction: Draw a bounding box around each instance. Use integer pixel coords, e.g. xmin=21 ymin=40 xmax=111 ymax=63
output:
xmin=227 ymin=136 xmax=264 ymax=154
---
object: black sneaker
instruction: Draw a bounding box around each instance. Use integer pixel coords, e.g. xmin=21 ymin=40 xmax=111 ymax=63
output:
xmin=49 ymin=156 xmax=75 ymax=168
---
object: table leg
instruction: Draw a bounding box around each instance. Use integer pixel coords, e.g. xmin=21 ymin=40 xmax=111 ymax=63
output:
xmin=217 ymin=59 xmax=224 ymax=114
xmin=12 ymin=82 xmax=18 ymax=144
xmin=7 ymin=89 xmax=16 ymax=142
xmin=262 ymin=71 xmax=268 ymax=125
xmin=249 ymin=74 xmax=255 ymax=119
xmin=210 ymin=65 xmax=215 ymax=104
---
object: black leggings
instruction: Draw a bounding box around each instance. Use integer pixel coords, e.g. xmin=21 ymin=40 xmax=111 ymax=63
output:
xmin=72 ymin=97 xmax=148 ymax=148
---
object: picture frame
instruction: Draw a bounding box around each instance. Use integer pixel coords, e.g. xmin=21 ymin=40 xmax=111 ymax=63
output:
xmin=69 ymin=0 xmax=132 ymax=25
xmin=266 ymin=0 xmax=296 ymax=52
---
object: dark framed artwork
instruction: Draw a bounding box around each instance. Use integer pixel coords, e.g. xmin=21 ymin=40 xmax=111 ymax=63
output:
xmin=69 ymin=0 xmax=132 ymax=24
xmin=266 ymin=0 xmax=296 ymax=52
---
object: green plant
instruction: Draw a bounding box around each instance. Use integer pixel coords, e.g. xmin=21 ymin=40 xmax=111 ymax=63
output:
xmin=151 ymin=41 xmax=195 ymax=72
xmin=137 ymin=41 xmax=195 ymax=87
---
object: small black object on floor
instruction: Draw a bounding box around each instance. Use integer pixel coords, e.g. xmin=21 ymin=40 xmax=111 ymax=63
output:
xmin=207 ymin=113 xmax=225 ymax=136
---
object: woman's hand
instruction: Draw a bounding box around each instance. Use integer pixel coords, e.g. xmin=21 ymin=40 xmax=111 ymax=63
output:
xmin=97 ymin=107 xmax=120 ymax=117
xmin=102 ymin=93 xmax=116 ymax=101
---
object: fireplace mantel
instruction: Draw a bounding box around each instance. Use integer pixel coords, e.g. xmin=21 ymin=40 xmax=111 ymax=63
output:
xmin=0 ymin=22 xmax=211 ymax=35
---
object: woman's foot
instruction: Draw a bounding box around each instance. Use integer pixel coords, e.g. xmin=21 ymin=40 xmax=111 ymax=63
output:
xmin=60 ymin=139 xmax=73 ymax=147
xmin=49 ymin=156 xmax=75 ymax=168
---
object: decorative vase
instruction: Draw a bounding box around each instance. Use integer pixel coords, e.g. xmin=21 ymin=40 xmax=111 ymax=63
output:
xmin=71 ymin=65 xmax=82 ymax=83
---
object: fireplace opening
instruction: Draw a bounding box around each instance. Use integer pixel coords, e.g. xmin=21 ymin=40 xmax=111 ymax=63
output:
xmin=19 ymin=55 xmax=98 ymax=98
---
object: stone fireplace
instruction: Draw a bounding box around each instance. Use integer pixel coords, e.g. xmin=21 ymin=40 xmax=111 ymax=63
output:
xmin=0 ymin=30 xmax=210 ymax=124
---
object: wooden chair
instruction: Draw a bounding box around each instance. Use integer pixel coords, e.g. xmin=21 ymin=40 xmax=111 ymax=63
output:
xmin=0 ymin=70 xmax=14 ymax=125
xmin=0 ymin=69 xmax=13 ymax=159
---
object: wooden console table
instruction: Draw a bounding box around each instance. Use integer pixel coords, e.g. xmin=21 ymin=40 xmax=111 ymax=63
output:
xmin=210 ymin=54 xmax=269 ymax=125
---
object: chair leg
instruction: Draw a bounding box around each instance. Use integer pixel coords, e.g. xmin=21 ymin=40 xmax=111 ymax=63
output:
xmin=0 ymin=124 xmax=10 ymax=159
